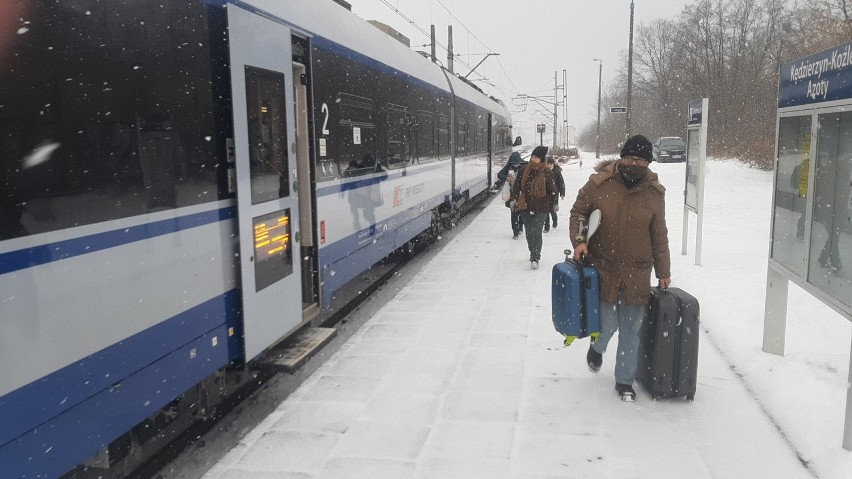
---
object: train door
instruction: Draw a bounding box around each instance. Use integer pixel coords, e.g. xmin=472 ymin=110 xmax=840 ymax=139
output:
xmin=292 ymin=60 xmax=319 ymax=321
xmin=228 ymin=6 xmax=302 ymax=360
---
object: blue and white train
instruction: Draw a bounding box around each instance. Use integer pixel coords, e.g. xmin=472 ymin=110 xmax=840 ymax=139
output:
xmin=0 ymin=0 xmax=516 ymax=476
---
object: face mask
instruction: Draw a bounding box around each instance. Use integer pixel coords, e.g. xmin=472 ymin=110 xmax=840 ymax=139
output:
xmin=618 ymin=164 xmax=648 ymax=184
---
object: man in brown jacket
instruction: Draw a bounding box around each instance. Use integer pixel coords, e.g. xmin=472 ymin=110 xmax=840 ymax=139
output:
xmin=569 ymin=134 xmax=672 ymax=401
xmin=510 ymin=145 xmax=557 ymax=269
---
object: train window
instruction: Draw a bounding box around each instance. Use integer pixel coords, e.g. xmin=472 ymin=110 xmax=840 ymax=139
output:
xmin=0 ymin=1 xmax=221 ymax=240
xmin=339 ymin=126 xmax=377 ymax=177
xmin=473 ymin=116 xmax=479 ymax=153
xmin=478 ymin=115 xmax=487 ymax=153
xmin=457 ymin=121 xmax=468 ymax=155
xmin=438 ymin=114 xmax=450 ymax=159
xmin=384 ymin=106 xmax=410 ymax=169
xmin=416 ymin=111 xmax=436 ymax=163
xmin=334 ymin=93 xmax=377 ymax=178
xmin=245 ymin=66 xmax=289 ymax=204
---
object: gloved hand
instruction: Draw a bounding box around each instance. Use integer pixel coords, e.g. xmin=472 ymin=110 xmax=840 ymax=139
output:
xmin=505 ymin=200 xmax=512 ymax=208
xmin=551 ymin=204 xmax=559 ymax=212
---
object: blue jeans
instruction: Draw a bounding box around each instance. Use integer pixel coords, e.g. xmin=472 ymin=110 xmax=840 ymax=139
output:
xmin=591 ymin=289 xmax=645 ymax=385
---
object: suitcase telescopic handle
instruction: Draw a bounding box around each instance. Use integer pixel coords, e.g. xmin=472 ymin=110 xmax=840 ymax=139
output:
xmin=565 ymin=248 xmax=588 ymax=263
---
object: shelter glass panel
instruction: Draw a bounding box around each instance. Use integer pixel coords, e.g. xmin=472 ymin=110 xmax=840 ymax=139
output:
xmin=806 ymin=112 xmax=852 ymax=305
xmin=771 ymin=115 xmax=811 ymax=273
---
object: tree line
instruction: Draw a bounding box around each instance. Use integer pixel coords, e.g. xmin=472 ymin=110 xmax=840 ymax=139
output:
xmin=578 ymin=0 xmax=852 ymax=169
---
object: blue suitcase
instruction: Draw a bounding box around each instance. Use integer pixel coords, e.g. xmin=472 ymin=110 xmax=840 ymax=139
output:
xmin=551 ymin=250 xmax=601 ymax=346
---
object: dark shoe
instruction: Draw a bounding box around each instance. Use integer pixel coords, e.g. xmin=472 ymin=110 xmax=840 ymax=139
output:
xmin=616 ymin=383 xmax=636 ymax=402
xmin=543 ymin=226 xmax=550 ymax=233
xmin=586 ymin=346 xmax=602 ymax=373
xmin=552 ymin=218 xmax=558 ymax=228
xmin=512 ymin=233 xmax=520 ymax=240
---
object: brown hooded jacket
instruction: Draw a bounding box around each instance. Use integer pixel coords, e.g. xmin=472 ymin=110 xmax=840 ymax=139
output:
xmin=569 ymin=159 xmax=671 ymax=306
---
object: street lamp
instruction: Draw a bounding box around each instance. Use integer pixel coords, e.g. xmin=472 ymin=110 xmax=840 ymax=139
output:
xmin=593 ymin=58 xmax=602 ymax=159
xmin=627 ymin=0 xmax=634 ymax=138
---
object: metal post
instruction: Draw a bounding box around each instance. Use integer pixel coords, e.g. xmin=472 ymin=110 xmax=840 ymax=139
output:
xmin=563 ymin=69 xmax=568 ymax=148
xmin=447 ymin=25 xmax=453 ymax=74
xmin=594 ymin=59 xmax=602 ymax=158
xmin=844 ymin=334 xmax=852 ymax=450
xmin=695 ymin=97 xmax=709 ymax=266
xmin=553 ymin=71 xmax=558 ymax=150
xmin=762 ymin=265 xmax=789 ymax=356
xmin=430 ymin=25 xmax=436 ymax=63
xmin=626 ymin=0 xmax=634 ymax=138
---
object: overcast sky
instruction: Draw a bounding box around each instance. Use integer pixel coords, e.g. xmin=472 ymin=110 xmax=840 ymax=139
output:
xmin=346 ymin=0 xmax=691 ymax=145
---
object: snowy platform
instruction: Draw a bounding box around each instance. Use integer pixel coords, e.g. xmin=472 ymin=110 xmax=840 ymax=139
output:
xmin=166 ymin=154 xmax=851 ymax=479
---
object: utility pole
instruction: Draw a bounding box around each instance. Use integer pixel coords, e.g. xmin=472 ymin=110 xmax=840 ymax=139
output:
xmin=553 ymin=71 xmax=558 ymax=151
xmin=593 ymin=58 xmax=602 ymax=158
xmin=626 ymin=0 xmax=634 ymax=138
xmin=563 ymin=69 xmax=568 ymax=148
xmin=430 ymin=25 xmax=436 ymax=63
xmin=447 ymin=25 xmax=454 ymax=74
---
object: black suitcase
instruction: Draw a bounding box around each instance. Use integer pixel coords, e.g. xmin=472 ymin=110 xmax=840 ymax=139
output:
xmin=638 ymin=287 xmax=700 ymax=401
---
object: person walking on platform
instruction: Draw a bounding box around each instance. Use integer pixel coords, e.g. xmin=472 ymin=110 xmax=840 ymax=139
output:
xmin=569 ymin=135 xmax=672 ymax=401
xmin=509 ymin=145 xmax=557 ymax=269
xmin=543 ymin=156 xmax=565 ymax=233
xmin=499 ymin=151 xmax=527 ymax=239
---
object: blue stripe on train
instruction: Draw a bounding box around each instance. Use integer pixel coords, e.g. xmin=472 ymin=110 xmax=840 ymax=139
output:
xmin=319 ymin=207 xmax=434 ymax=305
xmin=0 ymin=289 xmax=240 ymax=478
xmin=0 ymin=207 xmax=236 ymax=276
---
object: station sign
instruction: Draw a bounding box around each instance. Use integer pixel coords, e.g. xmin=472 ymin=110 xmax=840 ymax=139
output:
xmin=536 ymin=123 xmax=546 ymax=133
xmin=609 ymin=106 xmax=627 ymax=113
xmin=779 ymin=41 xmax=852 ymax=108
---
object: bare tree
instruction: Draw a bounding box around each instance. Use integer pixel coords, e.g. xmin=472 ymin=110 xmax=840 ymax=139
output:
xmin=578 ymin=0 xmax=852 ymax=165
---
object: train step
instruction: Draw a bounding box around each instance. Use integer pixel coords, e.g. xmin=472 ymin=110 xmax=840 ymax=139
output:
xmin=259 ymin=327 xmax=337 ymax=373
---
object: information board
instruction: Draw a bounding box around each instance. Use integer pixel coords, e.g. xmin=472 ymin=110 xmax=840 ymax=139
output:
xmin=253 ymin=209 xmax=293 ymax=291
xmin=685 ymin=129 xmax=700 ymax=212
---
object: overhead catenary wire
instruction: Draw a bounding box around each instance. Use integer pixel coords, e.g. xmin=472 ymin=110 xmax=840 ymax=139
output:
xmin=371 ymin=0 xmax=520 ymax=101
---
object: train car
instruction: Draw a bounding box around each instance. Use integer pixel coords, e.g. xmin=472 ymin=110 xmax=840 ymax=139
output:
xmin=0 ymin=1 xmax=514 ymax=477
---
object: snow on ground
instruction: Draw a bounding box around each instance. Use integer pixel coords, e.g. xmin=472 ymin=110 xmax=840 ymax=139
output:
xmin=173 ymin=151 xmax=852 ymax=479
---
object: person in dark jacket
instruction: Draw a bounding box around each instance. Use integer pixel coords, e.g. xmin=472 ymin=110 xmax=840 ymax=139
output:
xmin=500 ymin=151 xmax=527 ymax=238
xmin=509 ymin=145 xmax=557 ymax=269
xmin=543 ymin=156 xmax=565 ymax=233
xmin=569 ymin=134 xmax=672 ymax=402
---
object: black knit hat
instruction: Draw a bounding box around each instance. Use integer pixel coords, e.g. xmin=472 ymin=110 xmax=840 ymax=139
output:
xmin=620 ymin=135 xmax=653 ymax=162
xmin=531 ymin=145 xmax=549 ymax=161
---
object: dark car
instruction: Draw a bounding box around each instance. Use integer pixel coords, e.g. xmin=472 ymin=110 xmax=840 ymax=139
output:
xmin=653 ymin=137 xmax=686 ymax=163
